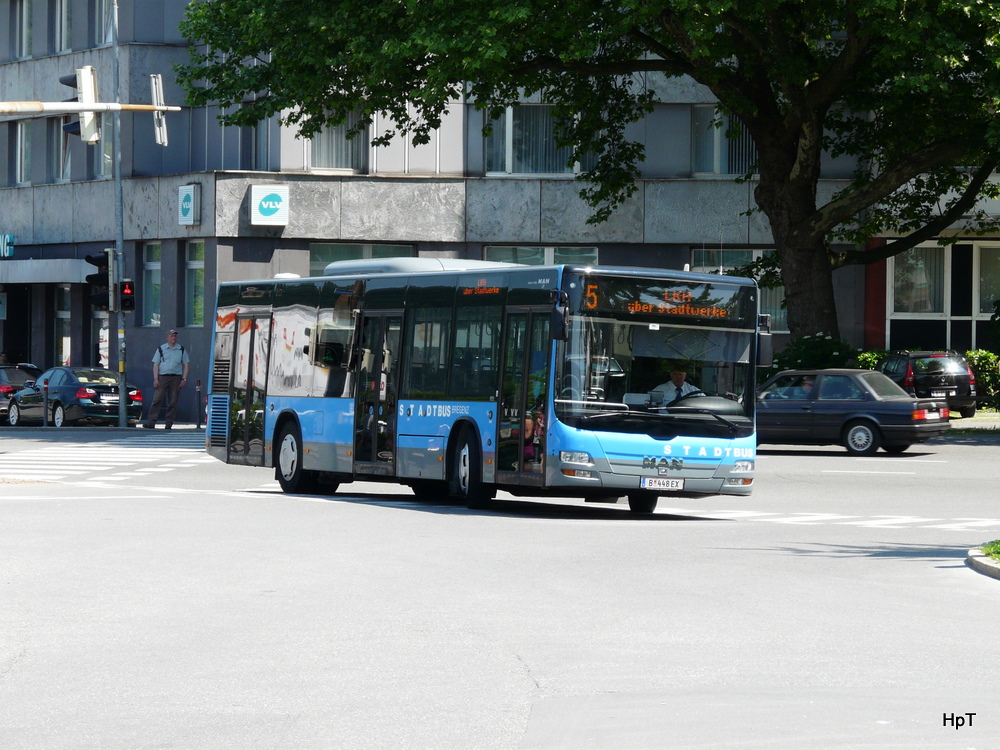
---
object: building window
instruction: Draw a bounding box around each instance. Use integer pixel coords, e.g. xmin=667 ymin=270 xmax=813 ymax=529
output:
xmin=46 ymin=117 xmax=70 ymax=183
xmin=142 ymin=244 xmax=162 ymax=327
xmin=184 ymin=242 xmax=205 ymax=327
xmin=14 ymin=0 xmax=32 ymax=58
xmin=691 ymin=248 xmax=789 ymax=333
xmin=15 ymin=121 xmax=31 ymax=185
xmin=92 ymin=313 xmax=110 ymax=367
xmin=240 ymin=116 xmax=271 ymax=170
xmin=50 ymin=0 xmax=70 ymax=52
xmin=485 ymin=105 xmax=581 ymax=175
xmin=692 ymin=106 xmax=758 ymax=176
xmin=309 ymin=243 xmax=414 ymax=275
xmin=92 ymin=0 xmax=113 ymax=45
xmin=55 ymin=285 xmax=71 ymax=366
xmin=311 ymin=112 xmax=369 ymax=171
xmin=92 ymin=112 xmax=112 ymax=178
xmin=484 ymin=246 xmax=599 ymax=265
xmin=892 ymin=245 xmax=945 ymax=314
xmin=977 ymin=246 xmax=1000 ymax=315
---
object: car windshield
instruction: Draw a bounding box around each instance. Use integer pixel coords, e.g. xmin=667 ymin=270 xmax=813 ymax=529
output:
xmin=860 ymin=371 xmax=910 ymax=398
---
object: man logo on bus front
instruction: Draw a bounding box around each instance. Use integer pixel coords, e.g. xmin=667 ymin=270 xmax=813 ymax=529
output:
xmin=643 ymin=456 xmax=684 ymax=471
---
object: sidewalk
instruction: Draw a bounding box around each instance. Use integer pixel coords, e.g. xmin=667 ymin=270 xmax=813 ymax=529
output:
xmin=949 ymin=409 xmax=1000 ymax=432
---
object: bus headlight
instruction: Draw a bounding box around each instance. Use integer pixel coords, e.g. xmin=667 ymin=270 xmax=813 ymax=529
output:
xmin=560 ymin=451 xmax=592 ymax=464
xmin=731 ymin=460 xmax=754 ymax=473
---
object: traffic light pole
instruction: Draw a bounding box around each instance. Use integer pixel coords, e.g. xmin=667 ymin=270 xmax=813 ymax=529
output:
xmin=113 ymin=0 xmax=127 ymax=429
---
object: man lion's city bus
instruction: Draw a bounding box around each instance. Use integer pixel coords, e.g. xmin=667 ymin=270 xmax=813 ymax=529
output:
xmin=206 ymin=259 xmax=770 ymax=513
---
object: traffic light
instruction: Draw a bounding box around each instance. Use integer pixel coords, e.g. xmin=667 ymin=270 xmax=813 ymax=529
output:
xmin=119 ymin=279 xmax=136 ymax=312
xmin=85 ymin=250 xmax=115 ymax=311
xmin=59 ymin=65 xmax=100 ymax=143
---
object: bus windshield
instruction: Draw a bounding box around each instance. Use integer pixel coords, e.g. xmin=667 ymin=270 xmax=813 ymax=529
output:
xmin=554 ymin=310 xmax=755 ymax=439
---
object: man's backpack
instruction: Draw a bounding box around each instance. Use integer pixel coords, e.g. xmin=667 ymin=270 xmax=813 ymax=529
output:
xmin=157 ymin=343 xmax=185 ymax=361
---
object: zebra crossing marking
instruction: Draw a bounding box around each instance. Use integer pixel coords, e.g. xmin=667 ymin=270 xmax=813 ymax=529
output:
xmin=0 ymin=434 xmax=207 ymax=483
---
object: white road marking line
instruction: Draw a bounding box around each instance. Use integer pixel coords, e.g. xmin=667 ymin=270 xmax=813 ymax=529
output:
xmin=767 ymin=513 xmax=860 ymax=524
xmin=924 ymin=519 xmax=1000 ymax=530
xmin=857 ymin=458 xmax=948 ymax=463
xmin=821 ymin=470 xmax=916 ymax=475
xmin=838 ymin=516 xmax=942 ymax=527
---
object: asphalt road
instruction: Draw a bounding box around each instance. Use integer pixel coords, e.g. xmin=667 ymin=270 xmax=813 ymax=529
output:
xmin=1 ymin=427 xmax=998 ymax=749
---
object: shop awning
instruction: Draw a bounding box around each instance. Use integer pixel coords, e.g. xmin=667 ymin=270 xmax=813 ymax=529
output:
xmin=0 ymin=259 xmax=89 ymax=284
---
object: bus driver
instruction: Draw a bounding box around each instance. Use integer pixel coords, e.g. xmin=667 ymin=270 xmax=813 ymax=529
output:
xmin=653 ymin=365 xmax=700 ymax=404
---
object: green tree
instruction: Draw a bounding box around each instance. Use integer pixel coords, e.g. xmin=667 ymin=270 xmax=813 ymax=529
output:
xmin=177 ymin=0 xmax=1000 ymax=338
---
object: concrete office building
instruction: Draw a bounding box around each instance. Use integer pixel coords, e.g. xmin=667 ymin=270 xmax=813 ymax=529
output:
xmin=2 ymin=1 xmax=996 ymax=423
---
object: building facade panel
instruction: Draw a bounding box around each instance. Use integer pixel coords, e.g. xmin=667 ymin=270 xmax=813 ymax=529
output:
xmin=341 ymin=179 xmax=467 ymax=242
xmin=466 ymin=179 xmax=541 ymax=243
xmin=71 ymin=180 xmax=115 ymax=241
xmin=644 ymin=180 xmax=766 ymax=245
xmin=540 ymin=180 xmax=644 ymax=244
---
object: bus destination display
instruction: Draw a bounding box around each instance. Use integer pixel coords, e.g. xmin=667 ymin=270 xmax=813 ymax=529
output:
xmin=577 ymin=278 xmax=752 ymax=324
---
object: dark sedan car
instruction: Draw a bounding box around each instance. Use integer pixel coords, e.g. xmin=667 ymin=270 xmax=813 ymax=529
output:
xmin=757 ymin=368 xmax=950 ymax=455
xmin=1 ymin=363 xmax=42 ymax=421
xmin=6 ymin=367 xmax=143 ymax=427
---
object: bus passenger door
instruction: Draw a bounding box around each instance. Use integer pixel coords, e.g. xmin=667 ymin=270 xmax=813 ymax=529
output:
xmin=497 ymin=308 xmax=550 ymax=486
xmin=229 ymin=315 xmax=271 ymax=466
xmin=354 ymin=312 xmax=402 ymax=475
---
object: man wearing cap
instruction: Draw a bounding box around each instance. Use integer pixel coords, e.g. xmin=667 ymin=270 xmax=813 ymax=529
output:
xmin=142 ymin=329 xmax=190 ymax=429
xmin=653 ymin=365 xmax=701 ymax=404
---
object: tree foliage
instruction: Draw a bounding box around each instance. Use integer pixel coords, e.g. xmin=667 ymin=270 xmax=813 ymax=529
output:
xmin=177 ymin=0 xmax=1000 ymax=338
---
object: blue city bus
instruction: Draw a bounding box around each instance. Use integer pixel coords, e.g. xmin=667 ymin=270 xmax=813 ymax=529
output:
xmin=206 ymin=258 xmax=769 ymax=513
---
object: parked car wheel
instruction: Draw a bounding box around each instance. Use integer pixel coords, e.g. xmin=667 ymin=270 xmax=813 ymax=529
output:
xmin=52 ymin=403 xmax=66 ymax=427
xmin=843 ymin=420 xmax=881 ymax=456
xmin=7 ymin=401 xmax=21 ymax=426
xmin=959 ymin=405 xmax=977 ymax=419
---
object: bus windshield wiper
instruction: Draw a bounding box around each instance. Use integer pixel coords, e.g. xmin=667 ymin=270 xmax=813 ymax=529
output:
xmin=661 ymin=406 xmax=740 ymax=433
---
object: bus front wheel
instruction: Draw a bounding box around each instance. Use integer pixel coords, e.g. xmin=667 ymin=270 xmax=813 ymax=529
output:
xmin=276 ymin=422 xmax=318 ymax=493
xmin=627 ymin=493 xmax=658 ymax=514
xmin=450 ymin=427 xmax=493 ymax=509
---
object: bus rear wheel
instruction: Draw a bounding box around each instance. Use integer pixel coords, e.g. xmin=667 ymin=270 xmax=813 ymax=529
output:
xmin=627 ymin=493 xmax=658 ymax=514
xmin=450 ymin=427 xmax=493 ymax=509
xmin=276 ymin=422 xmax=318 ymax=493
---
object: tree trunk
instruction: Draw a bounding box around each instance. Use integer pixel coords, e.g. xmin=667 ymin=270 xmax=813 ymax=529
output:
xmin=755 ymin=182 xmax=841 ymax=340
xmin=776 ymin=237 xmax=840 ymax=340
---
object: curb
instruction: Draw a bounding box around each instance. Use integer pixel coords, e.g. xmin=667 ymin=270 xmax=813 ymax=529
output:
xmin=966 ymin=548 xmax=1000 ymax=581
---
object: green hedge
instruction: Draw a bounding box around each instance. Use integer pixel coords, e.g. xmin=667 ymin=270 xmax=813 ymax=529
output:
xmin=965 ymin=350 xmax=1000 ymax=408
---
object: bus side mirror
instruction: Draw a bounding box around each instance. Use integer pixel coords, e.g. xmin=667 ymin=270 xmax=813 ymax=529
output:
xmin=551 ymin=307 xmax=568 ymax=340
xmin=551 ymin=290 xmax=569 ymax=341
xmin=757 ymin=332 xmax=773 ymax=367
xmin=757 ymin=314 xmax=773 ymax=367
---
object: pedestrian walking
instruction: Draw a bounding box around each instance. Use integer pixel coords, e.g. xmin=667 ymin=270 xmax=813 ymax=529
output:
xmin=142 ymin=329 xmax=190 ymax=429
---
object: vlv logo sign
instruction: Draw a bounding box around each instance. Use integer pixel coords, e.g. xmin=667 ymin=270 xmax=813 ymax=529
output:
xmin=258 ymin=194 xmax=283 ymax=216
xmin=250 ymin=185 xmax=290 ymax=225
